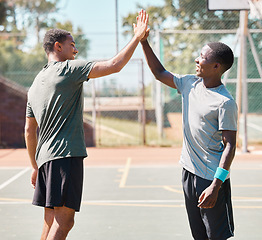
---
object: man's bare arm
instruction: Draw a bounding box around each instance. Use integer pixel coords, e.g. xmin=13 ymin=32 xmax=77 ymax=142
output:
xmin=140 ymin=36 xmax=176 ymax=89
xmin=24 ymin=117 xmax=38 ymax=188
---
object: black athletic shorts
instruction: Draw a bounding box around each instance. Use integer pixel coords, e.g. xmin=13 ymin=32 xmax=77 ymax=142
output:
xmin=33 ymin=157 xmax=84 ymax=212
xmin=182 ymin=168 xmax=234 ymax=240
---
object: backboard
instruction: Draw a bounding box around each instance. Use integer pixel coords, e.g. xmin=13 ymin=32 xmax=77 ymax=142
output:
xmin=207 ymin=0 xmax=250 ymax=11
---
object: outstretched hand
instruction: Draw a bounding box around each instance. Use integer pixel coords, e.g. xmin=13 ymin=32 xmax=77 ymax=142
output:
xmin=140 ymin=27 xmax=150 ymax=42
xmin=133 ymin=9 xmax=149 ymax=41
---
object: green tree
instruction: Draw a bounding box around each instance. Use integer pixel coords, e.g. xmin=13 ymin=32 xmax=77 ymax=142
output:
xmin=122 ymin=0 xmax=261 ymax=75
xmin=0 ymin=1 xmax=7 ymax=25
xmin=15 ymin=0 xmax=60 ymax=43
xmin=0 ymin=0 xmax=90 ymax=87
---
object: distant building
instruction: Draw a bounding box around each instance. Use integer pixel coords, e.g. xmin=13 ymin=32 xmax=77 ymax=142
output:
xmin=0 ymin=76 xmax=94 ymax=148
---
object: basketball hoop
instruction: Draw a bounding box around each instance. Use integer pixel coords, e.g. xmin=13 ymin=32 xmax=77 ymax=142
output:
xmin=249 ymin=0 xmax=262 ymax=19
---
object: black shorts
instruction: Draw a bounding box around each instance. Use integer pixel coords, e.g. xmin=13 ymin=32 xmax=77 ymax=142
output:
xmin=182 ymin=168 xmax=234 ymax=240
xmin=33 ymin=157 xmax=84 ymax=212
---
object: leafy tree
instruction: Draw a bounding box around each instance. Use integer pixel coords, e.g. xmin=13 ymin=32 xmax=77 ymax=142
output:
xmin=123 ymin=0 xmax=262 ymax=113
xmin=15 ymin=0 xmax=60 ymax=43
xmin=0 ymin=1 xmax=7 ymax=25
xmin=0 ymin=0 xmax=90 ymax=87
xmin=123 ymin=0 xmax=261 ymax=76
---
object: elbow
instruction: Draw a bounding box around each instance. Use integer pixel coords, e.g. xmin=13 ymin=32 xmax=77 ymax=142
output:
xmin=114 ymin=66 xmax=122 ymax=74
xmin=24 ymin=126 xmax=31 ymax=140
xmin=24 ymin=124 xmax=36 ymax=140
xmin=154 ymin=72 xmax=162 ymax=81
xmin=110 ymin=59 xmax=122 ymax=74
xmin=152 ymin=68 xmax=166 ymax=81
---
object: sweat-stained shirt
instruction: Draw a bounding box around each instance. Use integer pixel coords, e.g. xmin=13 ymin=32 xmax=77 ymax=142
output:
xmin=26 ymin=60 xmax=95 ymax=168
xmin=173 ymin=74 xmax=238 ymax=180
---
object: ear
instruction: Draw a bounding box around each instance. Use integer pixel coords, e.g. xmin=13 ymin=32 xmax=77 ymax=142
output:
xmin=214 ymin=63 xmax=220 ymax=69
xmin=54 ymin=41 xmax=62 ymax=52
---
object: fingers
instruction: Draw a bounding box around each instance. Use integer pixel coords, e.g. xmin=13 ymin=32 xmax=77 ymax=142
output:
xmin=197 ymin=194 xmax=216 ymax=209
xmin=31 ymin=179 xmax=36 ymax=189
xmin=137 ymin=9 xmax=148 ymax=25
xmin=31 ymin=169 xmax=38 ymax=189
xmin=197 ymin=193 xmax=205 ymax=208
xmin=134 ymin=9 xmax=149 ymax=41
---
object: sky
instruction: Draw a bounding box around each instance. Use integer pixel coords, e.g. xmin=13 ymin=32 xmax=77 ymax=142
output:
xmin=58 ymin=0 xmax=164 ymax=60
xmin=55 ymin=0 xmax=166 ymax=91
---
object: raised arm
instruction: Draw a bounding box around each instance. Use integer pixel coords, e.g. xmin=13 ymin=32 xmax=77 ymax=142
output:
xmin=88 ymin=10 xmax=148 ymax=78
xmin=140 ymin=33 xmax=176 ymax=89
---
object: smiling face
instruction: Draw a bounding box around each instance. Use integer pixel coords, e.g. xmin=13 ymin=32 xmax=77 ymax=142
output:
xmin=195 ymin=45 xmax=218 ymax=79
xmin=59 ymin=34 xmax=78 ymax=61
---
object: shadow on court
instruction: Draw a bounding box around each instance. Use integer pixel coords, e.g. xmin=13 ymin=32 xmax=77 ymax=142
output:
xmin=0 ymin=147 xmax=262 ymax=239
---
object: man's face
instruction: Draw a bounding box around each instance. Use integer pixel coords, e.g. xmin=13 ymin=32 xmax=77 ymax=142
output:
xmin=195 ymin=45 xmax=216 ymax=78
xmin=60 ymin=35 xmax=78 ymax=61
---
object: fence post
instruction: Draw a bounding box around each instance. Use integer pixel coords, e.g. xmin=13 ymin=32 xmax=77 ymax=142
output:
xmin=238 ymin=10 xmax=249 ymax=153
xmin=155 ymin=30 xmax=164 ymax=138
xmin=92 ymin=79 xmax=96 ymax=146
xmin=140 ymin=59 xmax=146 ymax=145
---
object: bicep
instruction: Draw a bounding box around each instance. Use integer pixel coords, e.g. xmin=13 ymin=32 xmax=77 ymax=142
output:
xmin=156 ymin=70 xmax=176 ymax=89
xmin=88 ymin=60 xmax=116 ymax=79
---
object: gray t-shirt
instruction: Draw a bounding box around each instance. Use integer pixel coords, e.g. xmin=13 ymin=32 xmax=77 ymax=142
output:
xmin=173 ymin=74 xmax=237 ymax=180
xmin=26 ymin=60 xmax=95 ymax=168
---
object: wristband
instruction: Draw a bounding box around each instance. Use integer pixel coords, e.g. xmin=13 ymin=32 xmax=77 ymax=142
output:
xmin=214 ymin=167 xmax=229 ymax=182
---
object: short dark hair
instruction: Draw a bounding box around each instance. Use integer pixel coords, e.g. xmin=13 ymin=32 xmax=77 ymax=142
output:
xmin=207 ymin=42 xmax=234 ymax=72
xmin=43 ymin=29 xmax=71 ymax=54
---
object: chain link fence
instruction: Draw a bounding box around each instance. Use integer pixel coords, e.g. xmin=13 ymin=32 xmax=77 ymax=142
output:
xmin=1 ymin=4 xmax=262 ymax=147
xmin=158 ymin=28 xmax=262 ymax=146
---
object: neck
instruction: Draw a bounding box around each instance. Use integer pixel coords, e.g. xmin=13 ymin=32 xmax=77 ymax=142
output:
xmin=47 ymin=52 xmax=64 ymax=63
xmin=202 ymin=76 xmax=222 ymax=88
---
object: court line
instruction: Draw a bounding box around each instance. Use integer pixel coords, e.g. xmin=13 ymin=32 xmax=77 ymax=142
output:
xmin=247 ymin=122 xmax=262 ymax=132
xmin=119 ymin=157 xmax=132 ymax=188
xmin=0 ymin=167 xmax=30 ymax=190
xmin=239 ymin=118 xmax=262 ymax=132
xmin=163 ymin=186 xmax=183 ymax=194
xmin=0 ymin=197 xmax=262 ymax=209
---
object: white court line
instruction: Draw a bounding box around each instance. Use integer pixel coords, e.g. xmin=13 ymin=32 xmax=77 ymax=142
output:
xmin=247 ymin=122 xmax=262 ymax=132
xmin=1 ymin=199 xmax=262 ymax=205
xmin=0 ymin=167 xmax=30 ymax=190
xmin=239 ymin=118 xmax=262 ymax=132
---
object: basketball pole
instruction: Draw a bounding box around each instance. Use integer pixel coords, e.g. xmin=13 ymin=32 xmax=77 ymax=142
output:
xmin=237 ymin=10 xmax=249 ymax=153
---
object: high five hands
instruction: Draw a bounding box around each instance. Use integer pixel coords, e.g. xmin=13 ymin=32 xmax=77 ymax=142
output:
xmin=133 ymin=9 xmax=150 ymax=41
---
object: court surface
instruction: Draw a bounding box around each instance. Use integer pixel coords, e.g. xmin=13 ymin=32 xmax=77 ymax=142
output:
xmin=0 ymin=146 xmax=262 ymax=240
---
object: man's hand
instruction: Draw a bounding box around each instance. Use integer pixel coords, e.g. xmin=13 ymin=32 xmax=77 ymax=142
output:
xmin=140 ymin=28 xmax=150 ymax=42
xmin=133 ymin=9 xmax=149 ymax=41
xmin=197 ymin=179 xmax=222 ymax=208
xmin=31 ymin=168 xmax=38 ymax=189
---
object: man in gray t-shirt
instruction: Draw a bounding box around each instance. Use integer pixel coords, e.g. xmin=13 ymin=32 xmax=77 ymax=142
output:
xmin=25 ymin=10 xmax=148 ymax=240
xmin=26 ymin=60 xmax=95 ymax=168
xmin=141 ymin=30 xmax=237 ymax=239
xmin=173 ymin=74 xmax=237 ymax=181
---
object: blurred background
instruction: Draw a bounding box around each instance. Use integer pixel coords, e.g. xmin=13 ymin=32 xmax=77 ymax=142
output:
xmin=0 ymin=0 xmax=261 ymax=149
